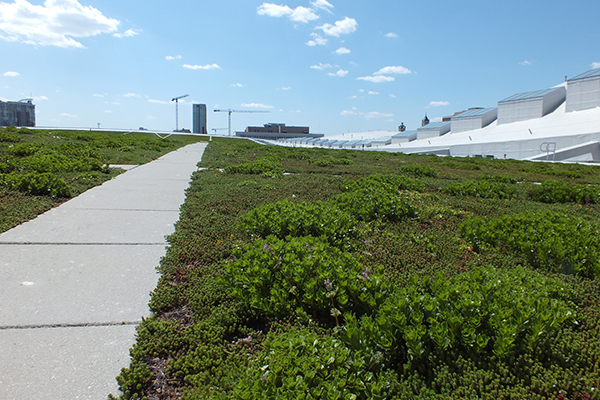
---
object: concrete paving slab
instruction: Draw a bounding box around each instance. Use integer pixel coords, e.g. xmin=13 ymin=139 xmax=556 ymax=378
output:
xmin=0 ymin=244 xmax=163 ymax=327
xmin=0 ymin=325 xmax=137 ymax=400
xmin=0 ymin=209 xmax=180 ymax=244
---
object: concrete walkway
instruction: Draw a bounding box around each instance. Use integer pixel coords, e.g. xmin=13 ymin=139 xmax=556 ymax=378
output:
xmin=0 ymin=142 xmax=208 ymax=400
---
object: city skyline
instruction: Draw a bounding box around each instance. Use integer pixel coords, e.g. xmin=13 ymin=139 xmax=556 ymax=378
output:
xmin=1 ymin=0 xmax=599 ymax=135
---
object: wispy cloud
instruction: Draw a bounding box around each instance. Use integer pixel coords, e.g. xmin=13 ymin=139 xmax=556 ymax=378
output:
xmin=123 ymin=93 xmax=140 ymax=98
xmin=257 ymin=3 xmax=318 ymax=23
xmin=279 ymin=86 xmax=291 ymax=90
xmin=429 ymin=101 xmax=449 ymax=107
xmin=183 ymin=64 xmax=222 ymax=70
xmin=92 ymin=93 xmax=105 ymax=97
xmin=306 ymin=33 xmax=327 ymax=46
xmin=340 ymin=109 xmax=393 ymax=119
xmin=385 ymin=32 xmax=398 ymax=38
xmin=316 ymin=17 xmax=357 ymax=37
xmin=33 ymin=95 xmax=48 ymax=101
xmin=114 ymin=29 xmax=141 ymax=38
xmin=148 ymin=99 xmax=169 ymax=105
xmin=310 ymin=0 xmax=333 ymax=12
xmin=3 ymin=71 xmax=19 ymax=77
xmin=374 ymin=66 xmax=411 ymax=75
xmin=368 ymin=91 xmax=379 ymax=95
xmin=60 ymin=113 xmax=78 ymax=118
xmin=335 ymin=47 xmax=351 ymax=55
xmin=389 ymin=94 xmax=397 ymax=98
xmin=0 ymin=0 xmax=119 ymax=48
xmin=357 ymin=75 xmax=395 ymax=83
xmin=591 ymin=62 xmax=600 ymax=69
xmin=310 ymin=62 xmax=333 ymax=70
xmin=328 ymin=69 xmax=348 ymax=77
xmin=104 ymin=110 xmax=112 ymax=113
xmin=241 ymin=103 xmax=274 ymax=109
xmin=519 ymin=60 xmax=533 ymax=66
xmin=165 ymin=55 xmax=182 ymax=61
xmin=231 ymin=83 xmax=243 ymax=87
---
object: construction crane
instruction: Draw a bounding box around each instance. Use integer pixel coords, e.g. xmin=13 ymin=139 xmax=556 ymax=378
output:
xmin=171 ymin=94 xmax=189 ymax=131
xmin=213 ymin=109 xmax=270 ymax=136
xmin=211 ymin=128 xmax=228 ymax=134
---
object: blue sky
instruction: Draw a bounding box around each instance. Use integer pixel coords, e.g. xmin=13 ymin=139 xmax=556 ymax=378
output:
xmin=1 ymin=0 xmax=599 ymax=135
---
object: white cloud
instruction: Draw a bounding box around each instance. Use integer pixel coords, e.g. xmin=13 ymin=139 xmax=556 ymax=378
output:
xmin=3 ymin=71 xmax=19 ymax=77
xmin=33 ymin=95 xmax=48 ymax=101
xmin=357 ymin=75 xmax=395 ymax=83
xmin=231 ymin=83 xmax=243 ymax=87
xmin=328 ymin=69 xmax=348 ymax=77
xmin=280 ymin=86 xmax=291 ymax=90
xmin=374 ymin=65 xmax=411 ymax=75
xmin=60 ymin=113 xmax=78 ymax=118
xmin=591 ymin=62 xmax=600 ymax=69
xmin=289 ymin=6 xmax=319 ymax=23
xmin=241 ymin=103 xmax=274 ymax=109
xmin=306 ymin=32 xmax=327 ymax=46
xmin=368 ymin=91 xmax=379 ymax=95
xmin=104 ymin=110 xmax=112 ymax=113
xmin=385 ymin=32 xmax=398 ymax=38
xmin=335 ymin=47 xmax=351 ymax=55
xmin=112 ymin=102 xmax=120 ymax=105
xmin=257 ymin=3 xmax=293 ymax=17
xmin=183 ymin=63 xmax=221 ymax=70
xmin=340 ymin=110 xmax=358 ymax=116
xmin=364 ymin=111 xmax=393 ymax=119
xmin=148 ymin=99 xmax=169 ymax=105
xmin=0 ymin=0 xmax=120 ymax=48
xmin=389 ymin=94 xmax=397 ymax=98
xmin=114 ymin=28 xmax=141 ymax=38
xmin=310 ymin=0 xmax=333 ymax=12
xmin=520 ymin=60 xmax=533 ymax=66
xmin=257 ymin=3 xmax=318 ymax=23
xmin=123 ymin=93 xmax=140 ymax=97
xmin=147 ymin=115 xmax=156 ymax=120
xmin=92 ymin=93 xmax=104 ymax=97
xmin=165 ymin=55 xmax=182 ymax=61
xmin=316 ymin=17 xmax=357 ymax=37
xmin=429 ymin=101 xmax=449 ymax=107
xmin=310 ymin=62 xmax=333 ymax=70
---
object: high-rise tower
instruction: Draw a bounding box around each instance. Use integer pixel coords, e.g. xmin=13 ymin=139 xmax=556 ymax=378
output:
xmin=193 ymin=104 xmax=207 ymax=134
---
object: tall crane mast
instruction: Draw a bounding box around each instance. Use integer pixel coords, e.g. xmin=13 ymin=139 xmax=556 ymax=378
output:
xmin=213 ymin=109 xmax=270 ymax=136
xmin=171 ymin=94 xmax=189 ymax=131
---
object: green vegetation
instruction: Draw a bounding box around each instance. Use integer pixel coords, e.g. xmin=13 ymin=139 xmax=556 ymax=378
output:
xmin=0 ymin=127 xmax=206 ymax=233
xmin=111 ymin=139 xmax=600 ymax=400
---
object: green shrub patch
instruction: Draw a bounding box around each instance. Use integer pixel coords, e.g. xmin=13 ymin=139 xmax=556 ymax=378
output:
xmin=443 ymin=175 xmax=518 ymax=199
xmin=529 ymin=179 xmax=600 ymax=204
xmin=224 ymin=235 xmax=387 ymax=323
xmin=461 ymin=211 xmax=600 ymax=278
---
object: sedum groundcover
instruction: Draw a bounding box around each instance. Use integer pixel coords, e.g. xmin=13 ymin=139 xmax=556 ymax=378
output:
xmin=111 ymin=138 xmax=600 ymax=400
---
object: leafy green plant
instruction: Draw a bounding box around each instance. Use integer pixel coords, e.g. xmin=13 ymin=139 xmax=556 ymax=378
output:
xmin=0 ymin=132 xmax=20 ymax=143
xmin=309 ymin=156 xmax=353 ymax=166
xmin=1 ymin=172 xmax=71 ymax=197
xmin=343 ymin=266 xmax=576 ymax=368
xmin=398 ymin=163 xmax=438 ymax=178
xmin=334 ymin=186 xmax=419 ymax=222
xmin=460 ymin=211 xmax=600 ymax=278
xmin=528 ymin=180 xmax=600 ymax=204
xmin=443 ymin=176 xmax=517 ymax=199
xmin=341 ymin=173 xmax=424 ymax=193
xmin=223 ymin=235 xmax=387 ymax=322
xmin=224 ymin=156 xmax=283 ymax=177
xmin=240 ymin=199 xmax=356 ymax=247
xmin=6 ymin=142 xmax=43 ymax=156
xmin=226 ymin=327 xmax=392 ymax=400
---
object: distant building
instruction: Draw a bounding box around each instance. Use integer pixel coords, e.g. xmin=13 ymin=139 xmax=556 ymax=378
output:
xmin=421 ymin=114 xmax=430 ymax=127
xmin=417 ymin=121 xmax=451 ymax=140
xmin=192 ymin=104 xmax=207 ymax=134
xmin=237 ymin=123 xmax=323 ymax=140
xmin=566 ymin=68 xmax=600 ymax=112
xmin=450 ymin=107 xmax=497 ymax=134
xmin=497 ymin=87 xmax=566 ymax=125
xmin=0 ymin=99 xmax=35 ymax=127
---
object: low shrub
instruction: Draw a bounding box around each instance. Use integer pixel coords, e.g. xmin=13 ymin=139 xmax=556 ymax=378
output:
xmin=309 ymin=156 xmax=353 ymax=166
xmin=334 ymin=187 xmax=419 ymax=222
xmin=227 ymin=327 xmax=392 ymax=400
xmin=0 ymin=132 xmax=20 ymax=143
xmin=240 ymin=199 xmax=356 ymax=247
xmin=398 ymin=163 xmax=438 ymax=178
xmin=6 ymin=142 xmax=43 ymax=156
xmin=528 ymin=179 xmax=600 ymax=204
xmin=224 ymin=156 xmax=283 ymax=177
xmin=1 ymin=171 xmax=71 ymax=197
xmin=342 ymin=266 xmax=575 ymax=368
xmin=443 ymin=177 xmax=517 ymax=199
xmin=460 ymin=211 xmax=600 ymax=278
xmin=341 ymin=174 xmax=424 ymax=193
xmin=223 ymin=235 xmax=387 ymax=322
